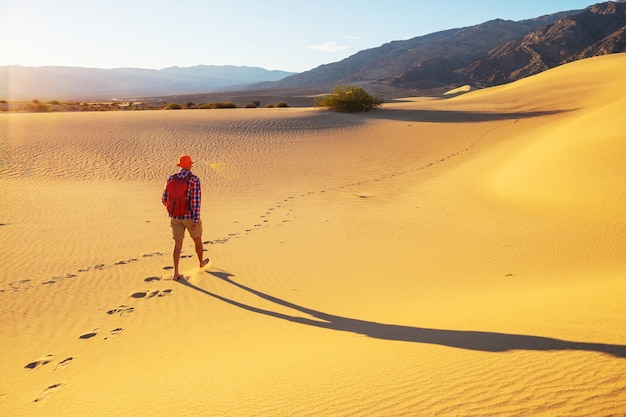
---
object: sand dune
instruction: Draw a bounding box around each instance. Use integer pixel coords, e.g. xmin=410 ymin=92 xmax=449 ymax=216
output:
xmin=1 ymin=54 xmax=625 ymax=416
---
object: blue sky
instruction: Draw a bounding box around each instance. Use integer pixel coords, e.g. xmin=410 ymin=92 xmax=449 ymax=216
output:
xmin=1 ymin=0 xmax=595 ymax=73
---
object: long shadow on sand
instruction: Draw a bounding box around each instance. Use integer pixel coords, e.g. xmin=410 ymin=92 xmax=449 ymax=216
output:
xmin=358 ymin=108 xmax=570 ymax=123
xmin=179 ymin=271 xmax=626 ymax=358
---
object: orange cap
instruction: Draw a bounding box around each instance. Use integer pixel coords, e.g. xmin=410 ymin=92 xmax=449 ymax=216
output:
xmin=176 ymin=155 xmax=194 ymax=168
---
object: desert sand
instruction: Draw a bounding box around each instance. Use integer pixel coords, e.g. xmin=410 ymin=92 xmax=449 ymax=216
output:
xmin=1 ymin=53 xmax=625 ymax=416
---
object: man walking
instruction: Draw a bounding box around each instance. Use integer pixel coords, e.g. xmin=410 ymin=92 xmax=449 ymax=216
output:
xmin=162 ymin=155 xmax=209 ymax=280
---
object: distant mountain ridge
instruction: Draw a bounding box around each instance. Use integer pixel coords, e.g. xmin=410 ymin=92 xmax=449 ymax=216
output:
xmin=3 ymin=1 xmax=626 ymax=101
xmin=0 ymin=65 xmax=294 ymax=100
xmin=270 ymin=12 xmax=576 ymax=90
xmin=458 ymin=1 xmax=626 ymax=86
xmin=267 ymin=1 xmax=626 ymax=94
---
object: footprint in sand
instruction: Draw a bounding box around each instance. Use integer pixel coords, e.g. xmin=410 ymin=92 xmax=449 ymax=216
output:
xmin=80 ymin=327 xmax=125 ymax=341
xmin=107 ymin=305 xmax=135 ymax=316
xmin=104 ymin=328 xmax=124 ymax=340
xmin=144 ymin=276 xmax=161 ymax=282
xmin=79 ymin=329 xmax=99 ymax=339
xmin=41 ymin=273 xmax=77 ymax=285
xmin=131 ymin=289 xmax=173 ymax=299
xmin=132 ymin=290 xmax=159 ymax=299
xmin=55 ymin=357 xmax=75 ymax=370
xmin=9 ymin=279 xmax=32 ymax=292
xmin=33 ymin=383 xmax=64 ymax=403
xmin=208 ymin=237 xmax=228 ymax=245
xmin=114 ymin=258 xmax=138 ymax=265
xmin=24 ymin=354 xmax=55 ymax=370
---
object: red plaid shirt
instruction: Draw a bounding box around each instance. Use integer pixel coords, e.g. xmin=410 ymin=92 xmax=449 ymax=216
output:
xmin=162 ymin=169 xmax=201 ymax=222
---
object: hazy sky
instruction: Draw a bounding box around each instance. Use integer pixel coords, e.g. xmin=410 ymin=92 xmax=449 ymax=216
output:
xmin=1 ymin=0 xmax=595 ymax=73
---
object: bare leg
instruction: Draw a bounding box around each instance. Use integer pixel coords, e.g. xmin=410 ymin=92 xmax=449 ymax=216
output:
xmin=172 ymin=239 xmax=184 ymax=280
xmin=193 ymin=237 xmax=209 ymax=268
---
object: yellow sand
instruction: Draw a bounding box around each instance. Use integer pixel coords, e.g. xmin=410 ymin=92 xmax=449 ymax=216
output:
xmin=1 ymin=53 xmax=625 ymax=416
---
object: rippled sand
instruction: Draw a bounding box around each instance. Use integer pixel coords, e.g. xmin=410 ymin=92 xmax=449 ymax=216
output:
xmin=1 ymin=54 xmax=625 ymax=416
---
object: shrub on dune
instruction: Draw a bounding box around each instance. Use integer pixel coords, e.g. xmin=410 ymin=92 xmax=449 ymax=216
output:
xmin=315 ymin=85 xmax=383 ymax=113
xmin=198 ymin=102 xmax=238 ymax=109
xmin=29 ymin=103 xmax=50 ymax=112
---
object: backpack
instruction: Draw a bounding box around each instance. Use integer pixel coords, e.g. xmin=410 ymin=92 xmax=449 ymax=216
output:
xmin=165 ymin=174 xmax=193 ymax=216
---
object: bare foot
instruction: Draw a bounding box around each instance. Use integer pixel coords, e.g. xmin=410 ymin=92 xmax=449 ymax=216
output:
xmin=200 ymin=258 xmax=210 ymax=268
xmin=172 ymin=274 xmax=184 ymax=281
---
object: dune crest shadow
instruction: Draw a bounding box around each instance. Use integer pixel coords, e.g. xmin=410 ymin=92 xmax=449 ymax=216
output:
xmin=178 ymin=271 xmax=626 ymax=358
xmin=360 ymin=108 xmax=571 ymax=123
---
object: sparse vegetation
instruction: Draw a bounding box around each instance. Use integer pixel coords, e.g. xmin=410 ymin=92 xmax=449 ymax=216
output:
xmin=315 ymin=85 xmax=383 ymax=113
xmin=198 ymin=102 xmax=237 ymax=109
xmin=29 ymin=103 xmax=50 ymax=112
xmin=0 ymin=97 xmax=299 ymax=113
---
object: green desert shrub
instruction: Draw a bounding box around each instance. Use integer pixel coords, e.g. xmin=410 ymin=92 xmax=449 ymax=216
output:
xmin=198 ymin=102 xmax=237 ymax=109
xmin=275 ymin=101 xmax=290 ymax=108
xmin=215 ymin=101 xmax=237 ymax=109
xmin=164 ymin=102 xmax=183 ymax=110
xmin=315 ymin=85 xmax=383 ymax=113
xmin=30 ymin=103 xmax=50 ymax=112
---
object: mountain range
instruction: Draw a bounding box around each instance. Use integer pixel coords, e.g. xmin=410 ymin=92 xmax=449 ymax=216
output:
xmin=269 ymin=1 xmax=626 ymax=94
xmin=2 ymin=1 xmax=625 ymax=102
xmin=0 ymin=66 xmax=294 ymax=101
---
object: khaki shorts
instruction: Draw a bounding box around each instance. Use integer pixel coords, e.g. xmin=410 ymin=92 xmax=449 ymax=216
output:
xmin=170 ymin=218 xmax=203 ymax=240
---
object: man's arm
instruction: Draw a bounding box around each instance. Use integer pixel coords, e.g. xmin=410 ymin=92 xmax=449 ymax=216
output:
xmin=190 ymin=176 xmax=201 ymax=222
xmin=161 ymin=175 xmax=172 ymax=206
